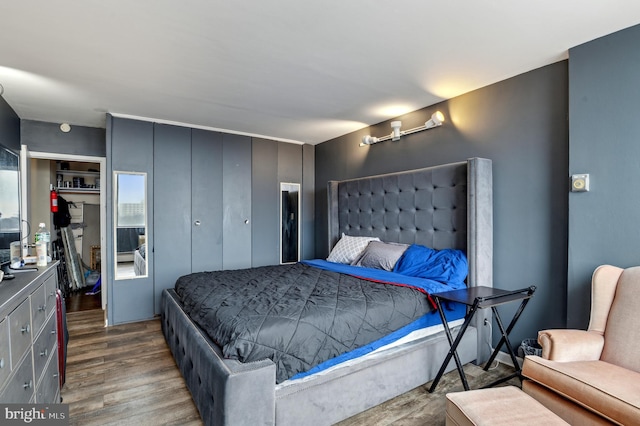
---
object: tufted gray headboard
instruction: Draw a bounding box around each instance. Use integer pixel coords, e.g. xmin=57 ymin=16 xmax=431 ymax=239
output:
xmin=327 ymin=157 xmax=493 ymax=290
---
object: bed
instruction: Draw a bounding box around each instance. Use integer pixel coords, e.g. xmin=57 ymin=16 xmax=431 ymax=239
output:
xmin=161 ymin=157 xmax=493 ymax=425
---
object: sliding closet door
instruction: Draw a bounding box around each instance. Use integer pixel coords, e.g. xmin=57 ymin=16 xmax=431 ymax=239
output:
xmin=153 ymin=124 xmax=192 ymax=314
xmin=191 ymin=129 xmax=223 ymax=272
xmin=222 ymin=134 xmax=252 ymax=270
xmin=251 ymin=138 xmax=278 ymax=267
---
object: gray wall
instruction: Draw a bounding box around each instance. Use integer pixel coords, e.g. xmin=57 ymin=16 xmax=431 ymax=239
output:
xmin=302 ymin=144 xmax=315 ymax=260
xmin=0 ymin=96 xmax=20 ymax=151
xmin=106 ymin=116 xmax=156 ymax=324
xmin=567 ymin=24 xmax=640 ymax=328
xmin=21 ymin=119 xmax=105 ymax=157
xmin=315 ymin=61 xmax=569 ymax=347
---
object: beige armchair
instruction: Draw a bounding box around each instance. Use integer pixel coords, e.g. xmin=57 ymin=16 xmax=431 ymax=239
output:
xmin=522 ymin=265 xmax=640 ymax=425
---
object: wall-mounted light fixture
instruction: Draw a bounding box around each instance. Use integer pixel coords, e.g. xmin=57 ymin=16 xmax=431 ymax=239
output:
xmin=361 ymin=111 xmax=445 ymax=146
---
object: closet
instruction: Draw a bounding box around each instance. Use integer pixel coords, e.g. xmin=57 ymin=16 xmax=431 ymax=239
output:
xmin=107 ymin=116 xmax=312 ymax=325
xmin=152 ymin=126 xmax=253 ymax=314
xmin=29 ymin=159 xmax=101 ymax=295
xmin=54 ymin=161 xmax=101 ymax=271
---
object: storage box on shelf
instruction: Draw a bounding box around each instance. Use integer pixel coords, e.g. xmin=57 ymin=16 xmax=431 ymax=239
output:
xmin=56 ymin=169 xmax=100 ymax=194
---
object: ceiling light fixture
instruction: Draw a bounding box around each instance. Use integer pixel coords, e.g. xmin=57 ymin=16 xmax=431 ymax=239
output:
xmin=360 ymin=111 xmax=445 ymax=146
xmin=60 ymin=123 xmax=71 ymax=133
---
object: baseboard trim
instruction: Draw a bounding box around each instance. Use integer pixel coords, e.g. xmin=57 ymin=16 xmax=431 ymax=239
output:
xmin=494 ymin=350 xmax=523 ymax=368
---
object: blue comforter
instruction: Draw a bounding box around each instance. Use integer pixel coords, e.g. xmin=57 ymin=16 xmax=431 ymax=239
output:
xmin=303 ymin=258 xmax=466 ymax=295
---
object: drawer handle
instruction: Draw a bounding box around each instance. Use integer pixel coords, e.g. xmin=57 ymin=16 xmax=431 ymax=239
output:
xmin=0 ymin=358 xmax=4 ymax=369
xmin=21 ymin=324 xmax=30 ymax=334
xmin=51 ymin=328 xmax=56 ymax=335
xmin=40 ymin=348 xmax=48 ymax=357
xmin=53 ymin=373 xmax=59 ymax=379
xmin=38 ymin=305 xmax=46 ymax=312
xmin=23 ymin=380 xmax=32 ymax=389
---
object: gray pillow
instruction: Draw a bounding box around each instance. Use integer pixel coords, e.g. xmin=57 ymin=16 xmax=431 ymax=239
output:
xmin=327 ymin=233 xmax=380 ymax=264
xmin=351 ymin=241 xmax=409 ymax=271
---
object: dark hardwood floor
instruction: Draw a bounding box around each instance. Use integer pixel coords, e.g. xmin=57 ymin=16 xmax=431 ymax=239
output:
xmin=61 ymin=309 xmax=520 ymax=425
xmin=65 ymin=290 xmax=102 ymax=313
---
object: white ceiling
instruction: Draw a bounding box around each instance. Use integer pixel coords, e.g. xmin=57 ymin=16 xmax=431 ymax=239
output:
xmin=1 ymin=1 xmax=639 ymax=145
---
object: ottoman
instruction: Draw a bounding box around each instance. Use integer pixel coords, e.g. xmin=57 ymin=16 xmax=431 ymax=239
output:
xmin=445 ymin=386 xmax=569 ymax=425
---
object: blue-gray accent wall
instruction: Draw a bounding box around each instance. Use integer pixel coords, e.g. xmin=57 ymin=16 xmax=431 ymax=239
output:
xmin=568 ymin=24 xmax=640 ymax=328
xmin=0 ymin=96 xmax=20 ymax=151
xmin=315 ymin=61 xmax=569 ymax=347
xmin=21 ymin=119 xmax=105 ymax=157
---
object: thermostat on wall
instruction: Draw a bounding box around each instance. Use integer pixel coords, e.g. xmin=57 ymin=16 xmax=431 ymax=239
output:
xmin=571 ymin=174 xmax=590 ymax=192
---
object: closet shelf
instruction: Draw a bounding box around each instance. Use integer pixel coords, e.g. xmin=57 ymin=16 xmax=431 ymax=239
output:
xmin=57 ymin=170 xmax=100 ymax=177
xmin=56 ymin=187 xmax=100 ymax=194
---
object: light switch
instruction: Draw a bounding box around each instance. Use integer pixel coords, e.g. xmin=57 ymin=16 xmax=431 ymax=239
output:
xmin=571 ymin=174 xmax=590 ymax=192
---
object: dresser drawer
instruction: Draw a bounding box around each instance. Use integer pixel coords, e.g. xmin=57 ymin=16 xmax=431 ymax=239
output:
xmin=33 ymin=313 xmax=57 ymax=383
xmin=30 ymin=283 xmax=47 ymax=335
xmin=44 ymin=273 xmax=58 ymax=319
xmin=36 ymin=347 xmax=59 ymax=404
xmin=0 ymin=349 xmax=34 ymax=403
xmin=8 ymin=299 xmax=32 ymax=366
xmin=0 ymin=319 xmax=10 ymax=386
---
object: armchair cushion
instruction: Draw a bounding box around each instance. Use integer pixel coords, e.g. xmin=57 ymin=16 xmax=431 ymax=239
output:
xmin=599 ymin=265 xmax=640 ymax=372
xmin=538 ymin=329 xmax=604 ymax=362
xmin=522 ymin=356 xmax=640 ymax=425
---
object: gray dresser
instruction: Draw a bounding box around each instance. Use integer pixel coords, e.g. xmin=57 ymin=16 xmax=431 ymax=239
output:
xmin=0 ymin=263 xmax=60 ymax=403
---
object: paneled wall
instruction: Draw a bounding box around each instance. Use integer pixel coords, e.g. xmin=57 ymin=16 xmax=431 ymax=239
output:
xmin=315 ymin=61 xmax=569 ymax=348
xmin=106 ymin=117 xmax=155 ymax=324
xmin=106 ymin=115 xmax=313 ymax=324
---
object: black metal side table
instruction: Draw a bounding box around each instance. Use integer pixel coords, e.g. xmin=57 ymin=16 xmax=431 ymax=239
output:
xmin=428 ymin=285 xmax=536 ymax=392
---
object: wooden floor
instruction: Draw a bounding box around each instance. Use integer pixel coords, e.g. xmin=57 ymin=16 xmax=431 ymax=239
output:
xmin=61 ymin=309 xmax=520 ymax=426
xmin=61 ymin=309 xmax=202 ymax=426
xmin=65 ymin=290 xmax=102 ymax=312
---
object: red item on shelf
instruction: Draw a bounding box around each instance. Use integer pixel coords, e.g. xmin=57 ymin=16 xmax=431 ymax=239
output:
xmin=50 ymin=189 xmax=58 ymax=212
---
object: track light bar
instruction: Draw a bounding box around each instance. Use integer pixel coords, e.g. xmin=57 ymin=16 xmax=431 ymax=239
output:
xmin=360 ymin=111 xmax=445 ymax=146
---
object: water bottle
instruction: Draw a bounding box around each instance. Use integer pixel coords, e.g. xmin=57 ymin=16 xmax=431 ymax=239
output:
xmin=35 ymin=223 xmax=51 ymax=265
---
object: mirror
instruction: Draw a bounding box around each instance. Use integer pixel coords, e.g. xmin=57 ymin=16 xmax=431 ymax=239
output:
xmin=280 ymin=182 xmax=300 ymax=264
xmin=114 ymin=172 xmax=147 ymax=279
xmin=0 ymin=145 xmax=21 ymax=269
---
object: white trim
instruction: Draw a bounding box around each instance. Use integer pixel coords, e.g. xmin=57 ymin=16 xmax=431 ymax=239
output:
xmin=109 ymin=112 xmax=306 ymax=145
xmin=495 ymin=350 xmax=523 ymax=369
xmin=28 ymin=151 xmax=103 ymax=162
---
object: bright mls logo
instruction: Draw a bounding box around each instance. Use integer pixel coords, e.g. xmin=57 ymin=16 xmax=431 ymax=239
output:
xmin=1 ymin=404 xmax=68 ymax=425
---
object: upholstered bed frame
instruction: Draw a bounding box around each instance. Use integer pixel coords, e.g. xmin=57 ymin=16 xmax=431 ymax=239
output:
xmin=161 ymin=157 xmax=493 ymax=425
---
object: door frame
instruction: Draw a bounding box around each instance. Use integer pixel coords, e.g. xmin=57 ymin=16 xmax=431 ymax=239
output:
xmin=21 ymin=144 xmax=108 ymax=324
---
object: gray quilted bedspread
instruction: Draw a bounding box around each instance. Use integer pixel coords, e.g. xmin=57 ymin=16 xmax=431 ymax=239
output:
xmin=175 ymin=262 xmax=432 ymax=383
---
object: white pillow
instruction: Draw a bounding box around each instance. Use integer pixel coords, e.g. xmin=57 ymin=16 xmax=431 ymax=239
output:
xmin=327 ymin=233 xmax=380 ymax=264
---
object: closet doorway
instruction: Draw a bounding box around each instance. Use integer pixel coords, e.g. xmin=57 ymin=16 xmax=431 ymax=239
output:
xmin=21 ymin=146 xmax=107 ymax=322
